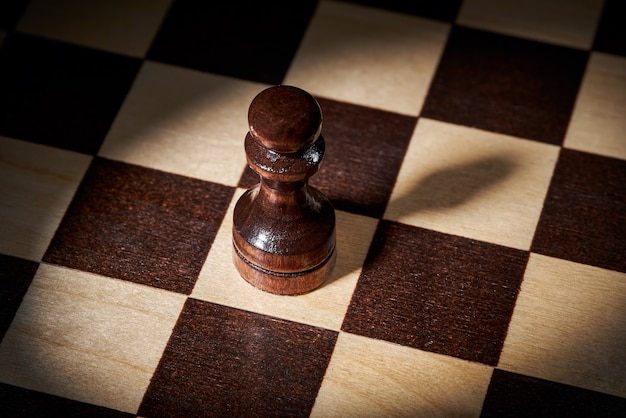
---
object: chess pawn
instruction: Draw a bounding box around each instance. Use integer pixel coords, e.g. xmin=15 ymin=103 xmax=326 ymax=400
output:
xmin=232 ymin=85 xmax=336 ymax=295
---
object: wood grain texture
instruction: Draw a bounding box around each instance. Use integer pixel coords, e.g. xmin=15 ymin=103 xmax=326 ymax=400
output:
xmin=0 ymin=264 xmax=186 ymax=413
xmin=0 ymin=137 xmax=91 ymax=261
xmin=343 ymin=220 xmax=528 ymax=365
xmin=421 ymin=25 xmax=587 ymax=145
xmin=43 ymin=158 xmax=234 ymax=294
xmin=499 ymin=254 xmax=626 ymax=398
xmin=385 ymin=118 xmax=560 ymax=250
xmin=284 ymin=0 xmax=450 ymax=116
xmin=531 ymin=149 xmax=626 ymax=273
xmin=99 ymin=61 xmax=263 ymax=187
xmin=311 ymin=332 xmax=492 ymax=418
xmin=139 ymin=299 xmax=337 ymax=417
xmin=564 ymin=52 xmax=626 ymax=160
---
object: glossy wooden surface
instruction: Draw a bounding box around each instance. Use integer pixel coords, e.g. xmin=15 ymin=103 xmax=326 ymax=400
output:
xmin=232 ymin=86 xmax=336 ymax=295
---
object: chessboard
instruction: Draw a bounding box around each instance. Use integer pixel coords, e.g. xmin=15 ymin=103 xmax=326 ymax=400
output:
xmin=1 ymin=0 xmax=625 ymax=416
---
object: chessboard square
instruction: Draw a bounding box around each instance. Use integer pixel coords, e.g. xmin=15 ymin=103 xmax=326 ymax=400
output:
xmin=0 ymin=254 xmax=38 ymax=342
xmin=385 ymin=119 xmax=559 ymax=250
xmin=284 ymin=1 xmax=450 ymax=116
xmin=0 ymin=264 xmax=187 ymax=413
xmin=482 ymin=369 xmax=626 ymax=417
xmin=339 ymin=0 xmax=462 ymax=22
xmin=342 ymin=221 xmax=528 ymax=366
xmin=593 ymin=0 xmax=626 ymax=57
xmin=0 ymin=137 xmax=91 ymax=261
xmin=193 ymin=189 xmax=378 ymax=331
xmin=531 ymin=149 xmax=626 ymax=272
xmin=17 ymin=0 xmax=172 ymax=57
xmin=310 ymin=98 xmax=416 ymax=218
xmin=310 ymin=332 xmax=492 ymax=417
xmin=43 ymin=158 xmax=234 ymax=294
xmin=564 ymin=53 xmax=626 ymax=161
xmin=421 ymin=26 xmax=587 ymax=145
xmin=499 ymin=254 xmax=626 ymax=398
xmin=147 ymin=0 xmax=317 ymax=85
xmin=99 ymin=62 xmax=263 ymax=187
xmin=457 ymin=0 xmax=604 ymax=50
xmin=0 ymin=32 xmax=141 ymax=154
xmin=0 ymin=383 xmax=134 ymax=417
xmin=139 ymin=299 xmax=337 ymax=417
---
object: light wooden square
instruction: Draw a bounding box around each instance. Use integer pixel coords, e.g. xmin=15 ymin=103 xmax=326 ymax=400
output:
xmin=564 ymin=52 xmax=626 ymax=161
xmin=0 ymin=264 xmax=187 ymax=413
xmin=499 ymin=254 xmax=626 ymax=398
xmin=284 ymin=0 xmax=449 ymax=116
xmin=311 ymin=332 xmax=492 ymax=418
xmin=192 ymin=188 xmax=378 ymax=331
xmin=384 ymin=118 xmax=559 ymax=250
xmin=457 ymin=0 xmax=604 ymax=49
xmin=17 ymin=0 xmax=172 ymax=57
xmin=100 ymin=62 xmax=265 ymax=187
xmin=0 ymin=137 xmax=91 ymax=261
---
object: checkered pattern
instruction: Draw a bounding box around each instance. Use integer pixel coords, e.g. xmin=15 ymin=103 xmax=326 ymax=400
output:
xmin=1 ymin=0 xmax=625 ymax=416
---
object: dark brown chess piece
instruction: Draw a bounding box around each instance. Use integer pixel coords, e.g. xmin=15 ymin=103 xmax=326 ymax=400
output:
xmin=232 ymin=85 xmax=336 ymax=295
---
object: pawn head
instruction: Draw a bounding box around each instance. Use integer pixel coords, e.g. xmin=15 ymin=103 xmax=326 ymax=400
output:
xmin=248 ymin=85 xmax=322 ymax=154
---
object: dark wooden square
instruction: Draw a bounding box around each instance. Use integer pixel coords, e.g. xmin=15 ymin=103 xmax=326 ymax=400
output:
xmin=0 ymin=383 xmax=132 ymax=417
xmin=139 ymin=299 xmax=338 ymax=417
xmin=239 ymin=98 xmax=417 ymax=218
xmin=422 ymin=26 xmax=587 ymax=145
xmin=593 ymin=0 xmax=626 ymax=57
xmin=342 ymin=220 xmax=528 ymax=366
xmin=481 ymin=369 xmax=626 ymax=417
xmin=0 ymin=32 xmax=141 ymax=154
xmin=148 ymin=0 xmax=317 ymax=85
xmin=43 ymin=158 xmax=234 ymax=294
xmin=0 ymin=254 xmax=38 ymax=342
xmin=532 ymin=149 xmax=626 ymax=273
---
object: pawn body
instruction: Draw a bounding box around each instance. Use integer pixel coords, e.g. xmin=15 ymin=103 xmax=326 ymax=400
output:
xmin=233 ymin=86 xmax=336 ymax=295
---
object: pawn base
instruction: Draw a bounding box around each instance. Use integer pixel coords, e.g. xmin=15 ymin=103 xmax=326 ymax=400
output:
xmin=232 ymin=243 xmax=336 ymax=295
